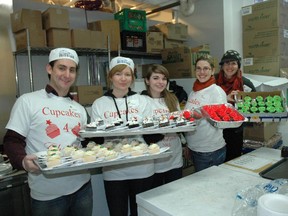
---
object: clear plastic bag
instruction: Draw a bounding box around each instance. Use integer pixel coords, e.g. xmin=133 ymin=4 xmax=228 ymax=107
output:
xmin=231 ymin=179 xmax=288 ymax=216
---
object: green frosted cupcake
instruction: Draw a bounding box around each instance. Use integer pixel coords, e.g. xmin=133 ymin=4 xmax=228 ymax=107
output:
xmin=250 ymin=107 xmax=258 ymax=113
xmin=265 ymin=101 xmax=273 ymax=107
xmin=251 ymin=101 xmax=258 ymax=107
xmin=258 ymin=106 xmax=266 ymax=113
xmin=273 ymin=101 xmax=282 ymax=107
xmin=258 ymin=101 xmax=265 ymax=107
xmin=256 ymin=95 xmax=263 ymax=102
xmin=275 ymin=107 xmax=284 ymax=113
xmin=244 ymin=96 xmax=252 ymax=102
xmin=244 ymin=101 xmax=251 ymax=107
xmin=266 ymin=106 xmax=276 ymax=113
xmin=265 ymin=95 xmax=274 ymax=102
xmin=273 ymin=95 xmax=282 ymax=102
xmin=236 ymin=101 xmax=244 ymax=109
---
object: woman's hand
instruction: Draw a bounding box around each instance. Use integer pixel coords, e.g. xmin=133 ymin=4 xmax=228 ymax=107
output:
xmin=227 ymin=90 xmax=239 ymax=103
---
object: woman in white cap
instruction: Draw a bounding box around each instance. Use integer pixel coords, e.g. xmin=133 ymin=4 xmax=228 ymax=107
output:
xmin=3 ymin=48 xmax=92 ymax=216
xmin=215 ymin=50 xmax=256 ymax=161
xmin=91 ymin=56 xmax=156 ymax=216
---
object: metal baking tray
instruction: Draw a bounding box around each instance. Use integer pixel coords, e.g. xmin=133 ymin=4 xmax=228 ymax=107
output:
xmin=34 ymin=149 xmax=172 ymax=175
xmin=259 ymin=158 xmax=288 ymax=180
xmin=201 ymin=104 xmax=248 ymax=129
xmin=80 ymin=122 xmax=197 ymax=138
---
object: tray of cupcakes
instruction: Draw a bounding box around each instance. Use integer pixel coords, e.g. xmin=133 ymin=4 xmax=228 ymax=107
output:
xmin=201 ymin=103 xmax=248 ymax=129
xmin=79 ymin=109 xmax=202 ymax=138
xmin=34 ymin=140 xmax=172 ymax=175
xmin=235 ymin=91 xmax=287 ymax=120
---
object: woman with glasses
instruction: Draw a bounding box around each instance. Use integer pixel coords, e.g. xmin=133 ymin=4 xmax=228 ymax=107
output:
xmin=184 ymin=55 xmax=227 ymax=172
xmin=215 ymin=50 xmax=256 ymax=161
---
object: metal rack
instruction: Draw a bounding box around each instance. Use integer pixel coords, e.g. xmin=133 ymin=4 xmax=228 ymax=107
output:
xmin=13 ymin=29 xmax=161 ymax=97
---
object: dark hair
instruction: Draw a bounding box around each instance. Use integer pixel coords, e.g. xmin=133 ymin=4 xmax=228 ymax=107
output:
xmin=47 ymin=60 xmax=79 ymax=80
xmin=144 ymin=64 xmax=178 ymax=112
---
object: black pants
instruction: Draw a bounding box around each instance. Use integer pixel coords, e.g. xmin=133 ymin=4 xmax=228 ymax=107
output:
xmin=104 ymin=176 xmax=153 ymax=216
xmin=152 ymin=167 xmax=183 ymax=188
xmin=223 ymin=126 xmax=244 ymax=162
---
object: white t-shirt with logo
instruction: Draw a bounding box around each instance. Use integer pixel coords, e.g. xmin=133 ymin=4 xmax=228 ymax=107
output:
xmin=6 ymin=89 xmax=90 ymax=201
xmin=91 ymin=93 xmax=154 ymax=181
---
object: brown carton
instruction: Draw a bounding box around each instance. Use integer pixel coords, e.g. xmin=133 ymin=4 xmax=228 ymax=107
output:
xmin=243 ymin=28 xmax=288 ymax=57
xmin=146 ymin=32 xmax=163 ymax=53
xmin=244 ymin=122 xmax=278 ymax=142
xmin=71 ymin=29 xmax=91 ymax=48
xmin=154 ymin=22 xmax=188 ymax=41
xmin=10 ymin=9 xmax=42 ymax=33
xmin=88 ymin=20 xmax=121 ymax=51
xmin=46 ymin=28 xmax=71 ymax=48
xmin=243 ymin=56 xmax=288 ymax=77
xmin=163 ymin=38 xmax=184 ymax=49
xmin=90 ymin=31 xmax=106 ymax=49
xmin=14 ymin=29 xmax=46 ymax=50
xmin=75 ymin=85 xmax=103 ymax=105
xmin=42 ymin=7 xmax=70 ymax=30
xmin=242 ymin=0 xmax=288 ymax=31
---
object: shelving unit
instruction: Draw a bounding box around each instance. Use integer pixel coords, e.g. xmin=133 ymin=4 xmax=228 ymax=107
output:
xmin=13 ymin=30 xmax=162 ymax=97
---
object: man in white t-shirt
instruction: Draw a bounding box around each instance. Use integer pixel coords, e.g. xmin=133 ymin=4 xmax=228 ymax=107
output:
xmin=3 ymin=48 xmax=92 ymax=216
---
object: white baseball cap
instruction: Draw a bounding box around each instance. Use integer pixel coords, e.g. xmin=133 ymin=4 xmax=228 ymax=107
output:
xmin=49 ymin=48 xmax=79 ymax=65
xmin=109 ymin=56 xmax=135 ymax=71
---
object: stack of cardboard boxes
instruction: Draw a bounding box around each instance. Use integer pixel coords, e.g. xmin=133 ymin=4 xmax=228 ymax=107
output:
xmin=241 ymin=0 xmax=288 ymax=77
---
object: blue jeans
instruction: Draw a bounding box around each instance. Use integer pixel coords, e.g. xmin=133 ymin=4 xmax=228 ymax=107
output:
xmin=191 ymin=146 xmax=226 ymax=172
xmin=31 ymin=181 xmax=93 ymax=216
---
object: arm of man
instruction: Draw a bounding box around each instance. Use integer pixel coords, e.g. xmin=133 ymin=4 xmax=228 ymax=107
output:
xmin=3 ymin=129 xmax=39 ymax=173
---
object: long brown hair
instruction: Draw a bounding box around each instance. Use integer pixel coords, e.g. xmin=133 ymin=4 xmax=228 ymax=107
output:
xmin=144 ymin=64 xmax=178 ymax=112
xmin=107 ymin=64 xmax=135 ymax=89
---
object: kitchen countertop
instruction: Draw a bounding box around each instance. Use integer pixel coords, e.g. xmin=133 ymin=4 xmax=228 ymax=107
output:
xmin=136 ymin=147 xmax=282 ymax=216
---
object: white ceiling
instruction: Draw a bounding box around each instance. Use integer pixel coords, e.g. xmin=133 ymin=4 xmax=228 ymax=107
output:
xmin=32 ymin=0 xmax=178 ymax=12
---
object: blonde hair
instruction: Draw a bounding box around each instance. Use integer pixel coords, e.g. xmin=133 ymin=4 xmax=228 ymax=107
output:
xmin=107 ymin=64 xmax=135 ymax=89
xmin=144 ymin=64 xmax=178 ymax=112
xmin=195 ymin=55 xmax=215 ymax=69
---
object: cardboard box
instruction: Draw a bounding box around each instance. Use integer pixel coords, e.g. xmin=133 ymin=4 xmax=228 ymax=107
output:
xmin=14 ymin=29 xmax=46 ymax=50
xmin=243 ymin=28 xmax=288 ymax=57
xmin=88 ymin=20 xmax=121 ymax=51
xmin=46 ymin=29 xmax=71 ymax=48
xmin=146 ymin=32 xmax=163 ymax=53
xmin=74 ymin=85 xmax=103 ymax=105
xmin=154 ymin=22 xmax=188 ymax=41
xmin=10 ymin=9 xmax=42 ymax=33
xmin=71 ymin=29 xmax=91 ymax=48
xmin=243 ymin=56 xmax=288 ymax=77
xmin=242 ymin=0 xmax=288 ymax=31
xmin=161 ymin=46 xmax=215 ymax=79
xmin=191 ymin=44 xmax=210 ymax=53
xmin=244 ymin=122 xmax=278 ymax=141
xmin=42 ymin=7 xmax=70 ymax=30
xmin=90 ymin=31 xmax=106 ymax=49
xmin=163 ymin=38 xmax=184 ymax=49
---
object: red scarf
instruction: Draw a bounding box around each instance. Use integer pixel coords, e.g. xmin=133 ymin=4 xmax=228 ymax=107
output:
xmin=216 ymin=69 xmax=243 ymax=95
xmin=193 ymin=76 xmax=216 ymax=92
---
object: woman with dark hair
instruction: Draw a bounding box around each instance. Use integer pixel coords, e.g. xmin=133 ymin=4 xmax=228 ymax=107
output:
xmin=142 ymin=64 xmax=183 ymax=187
xmin=215 ymin=50 xmax=256 ymax=161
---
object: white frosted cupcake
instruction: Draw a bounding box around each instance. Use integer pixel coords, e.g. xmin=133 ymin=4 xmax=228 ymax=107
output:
xmin=83 ymin=150 xmax=97 ymax=162
xmin=96 ymin=147 xmax=109 ymax=158
xmin=71 ymin=149 xmax=85 ymax=160
xmin=113 ymin=143 xmax=123 ymax=153
xmin=62 ymin=146 xmax=76 ymax=157
xmin=46 ymin=154 xmax=61 ymax=168
xmin=148 ymin=143 xmax=160 ymax=154
xmin=121 ymin=144 xmax=132 ymax=154
xmin=91 ymin=145 xmax=101 ymax=153
xmin=86 ymin=141 xmax=96 ymax=150
xmin=131 ymin=146 xmax=145 ymax=157
xmin=104 ymin=150 xmax=118 ymax=160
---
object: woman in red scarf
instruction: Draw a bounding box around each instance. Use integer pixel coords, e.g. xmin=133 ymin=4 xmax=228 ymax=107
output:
xmin=215 ymin=50 xmax=256 ymax=161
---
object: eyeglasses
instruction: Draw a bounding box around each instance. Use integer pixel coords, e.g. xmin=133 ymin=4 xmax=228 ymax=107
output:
xmin=195 ymin=67 xmax=211 ymax=73
xmin=223 ymin=61 xmax=238 ymax=66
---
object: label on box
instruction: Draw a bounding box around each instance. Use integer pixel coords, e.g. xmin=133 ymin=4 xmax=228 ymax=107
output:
xmin=284 ymin=29 xmax=288 ymax=38
xmin=243 ymin=58 xmax=253 ymax=66
xmin=242 ymin=6 xmax=252 ymax=16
